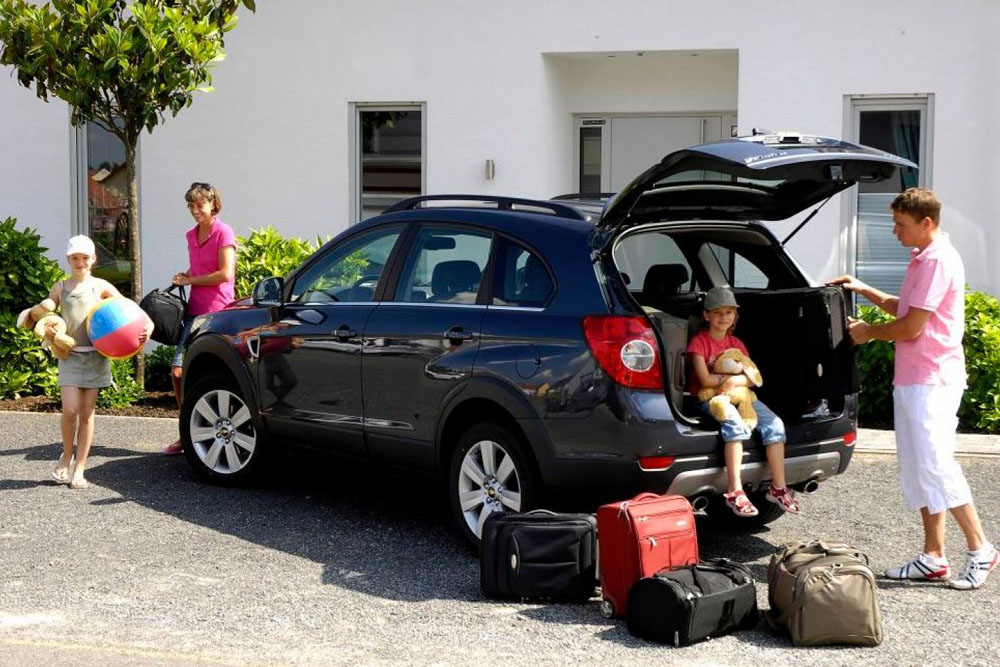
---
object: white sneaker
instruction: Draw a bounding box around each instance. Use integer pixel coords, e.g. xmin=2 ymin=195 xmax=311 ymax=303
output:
xmin=884 ymin=552 xmax=951 ymax=581
xmin=948 ymin=546 xmax=999 ymax=590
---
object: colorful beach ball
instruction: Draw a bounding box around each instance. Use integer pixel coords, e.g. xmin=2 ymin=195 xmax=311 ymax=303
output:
xmin=87 ymin=297 xmax=148 ymax=360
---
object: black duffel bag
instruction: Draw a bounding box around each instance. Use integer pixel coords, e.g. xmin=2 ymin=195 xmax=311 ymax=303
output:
xmin=626 ymin=558 xmax=759 ymax=646
xmin=481 ymin=509 xmax=597 ymax=602
xmin=139 ymin=284 xmax=187 ymax=345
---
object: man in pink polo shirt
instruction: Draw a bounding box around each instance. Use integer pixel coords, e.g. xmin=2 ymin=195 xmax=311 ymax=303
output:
xmin=832 ymin=188 xmax=996 ymax=590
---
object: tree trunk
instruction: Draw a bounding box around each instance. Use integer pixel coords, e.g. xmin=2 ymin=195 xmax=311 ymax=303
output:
xmin=125 ymin=140 xmax=145 ymax=389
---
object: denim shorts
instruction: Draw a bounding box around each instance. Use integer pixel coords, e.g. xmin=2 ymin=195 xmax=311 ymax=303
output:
xmin=171 ymin=316 xmax=195 ymax=368
xmin=700 ymin=398 xmax=786 ymax=445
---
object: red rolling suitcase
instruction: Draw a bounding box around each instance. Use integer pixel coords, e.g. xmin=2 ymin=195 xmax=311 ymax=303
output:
xmin=597 ymin=492 xmax=699 ymax=618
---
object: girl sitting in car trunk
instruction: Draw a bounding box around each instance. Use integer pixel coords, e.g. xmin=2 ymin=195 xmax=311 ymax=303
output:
xmin=687 ymin=286 xmax=801 ymax=517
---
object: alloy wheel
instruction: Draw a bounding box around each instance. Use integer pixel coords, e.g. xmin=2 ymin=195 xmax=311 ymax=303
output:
xmin=187 ymin=388 xmax=256 ymax=475
xmin=456 ymin=439 xmax=523 ymax=538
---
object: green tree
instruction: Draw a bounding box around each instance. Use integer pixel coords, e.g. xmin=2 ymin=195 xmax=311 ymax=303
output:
xmin=0 ymin=0 xmax=255 ymax=385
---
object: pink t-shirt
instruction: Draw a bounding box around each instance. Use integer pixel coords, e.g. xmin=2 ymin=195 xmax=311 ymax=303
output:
xmin=894 ymin=232 xmax=966 ymax=386
xmin=185 ymin=218 xmax=236 ymax=316
xmin=686 ymin=329 xmax=750 ymax=395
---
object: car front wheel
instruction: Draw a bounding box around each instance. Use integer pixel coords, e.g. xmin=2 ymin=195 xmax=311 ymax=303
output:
xmin=180 ymin=373 xmax=266 ymax=483
xmin=448 ymin=422 xmax=540 ymax=546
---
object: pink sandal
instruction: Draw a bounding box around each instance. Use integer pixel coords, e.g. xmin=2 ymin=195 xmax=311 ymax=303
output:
xmin=724 ymin=489 xmax=759 ymax=517
xmin=766 ymin=484 xmax=801 ymax=514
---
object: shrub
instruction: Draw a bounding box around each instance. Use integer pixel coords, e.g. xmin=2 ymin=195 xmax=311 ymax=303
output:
xmin=98 ymin=357 xmax=145 ymax=409
xmin=0 ymin=217 xmax=66 ymax=398
xmin=856 ymin=288 xmax=1000 ymax=433
xmin=234 ymin=226 xmax=325 ymax=299
xmin=854 ymin=306 xmax=895 ymax=429
xmin=959 ymin=290 xmax=1000 ymax=432
xmin=144 ymin=344 xmax=177 ymax=392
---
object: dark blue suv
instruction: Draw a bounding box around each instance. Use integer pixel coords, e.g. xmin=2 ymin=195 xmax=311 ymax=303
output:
xmin=179 ymin=134 xmax=913 ymax=544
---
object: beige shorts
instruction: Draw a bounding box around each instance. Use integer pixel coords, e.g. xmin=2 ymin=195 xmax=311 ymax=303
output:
xmin=58 ymin=350 xmax=111 ymax=389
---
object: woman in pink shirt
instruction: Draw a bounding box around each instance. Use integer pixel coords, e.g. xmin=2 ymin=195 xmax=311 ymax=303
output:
xmin=163 ymin=182 xmax=237 ymax=455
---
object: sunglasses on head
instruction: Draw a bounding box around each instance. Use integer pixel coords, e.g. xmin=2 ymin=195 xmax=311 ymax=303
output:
xmin=190 ymin=182 xmax=213 ymax=191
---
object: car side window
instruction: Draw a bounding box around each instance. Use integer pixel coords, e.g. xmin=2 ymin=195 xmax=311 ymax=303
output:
xmin=492 ymin=239 xmax=553 ymax=307
xmin=393 ymin=226 xmax=492 ymax=304
xmin=705 ymin=243 xmax=769 ymax=289
xmin=290 ymin=226 xmax=402 ymax=303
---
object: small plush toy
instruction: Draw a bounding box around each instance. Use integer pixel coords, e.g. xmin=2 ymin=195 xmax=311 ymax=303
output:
xmin=696 ymin=347 xmax=763 ymax=429
xmin=16 ymin=298 xmax=76 ymax=361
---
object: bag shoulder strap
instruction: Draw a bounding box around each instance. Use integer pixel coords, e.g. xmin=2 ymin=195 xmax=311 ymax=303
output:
xmin=166 ymin=283 xmax=188 ymax=303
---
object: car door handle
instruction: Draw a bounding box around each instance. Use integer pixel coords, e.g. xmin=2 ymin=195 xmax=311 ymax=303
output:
xmin=444 ymin=327 xmax=474 ymax=342
xmin=334 ymin=325 xmax=357 ymax=340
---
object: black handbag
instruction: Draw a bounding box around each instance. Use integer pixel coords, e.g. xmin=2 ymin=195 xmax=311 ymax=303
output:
xmin=480 ymin=510 xmax=597 ymax=602
xmin=626 ymin=559 xmax=759 ymax=646
xmin=139 ymin=284 xmax=188 ymax=345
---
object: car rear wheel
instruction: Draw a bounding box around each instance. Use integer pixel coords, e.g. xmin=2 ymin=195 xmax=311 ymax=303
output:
xmin=448 ymin=422 xmax=541 ymax=547
xmin=180 ymin=373 xmax=267 ymax=484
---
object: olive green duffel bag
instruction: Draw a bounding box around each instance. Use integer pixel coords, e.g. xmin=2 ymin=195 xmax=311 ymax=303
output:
xmin=766 ymin=539 xmax=883 ymax=647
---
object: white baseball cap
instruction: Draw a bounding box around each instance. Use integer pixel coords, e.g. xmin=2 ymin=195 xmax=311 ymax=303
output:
xmin=66 ymin=235 xmax=96 ymax=257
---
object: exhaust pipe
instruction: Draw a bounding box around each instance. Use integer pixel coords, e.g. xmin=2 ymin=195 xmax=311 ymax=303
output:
xmin=791 ymin=478 xmax=821 ymax=495
xmin=690 ymin=495 xmax=710 ymax=512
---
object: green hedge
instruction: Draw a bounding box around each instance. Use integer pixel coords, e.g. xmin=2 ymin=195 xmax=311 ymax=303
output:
xmin=0 ymin=217 xmax=65 ymax=398
xmin=234 ymin=226 xmax=325 ymax=299
xmin=856 ymin=288 xmax=1000 ymax=433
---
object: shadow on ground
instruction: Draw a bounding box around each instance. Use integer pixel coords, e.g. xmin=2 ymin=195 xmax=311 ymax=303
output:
xmin=10 ymin=440 xmax=783 ymax=620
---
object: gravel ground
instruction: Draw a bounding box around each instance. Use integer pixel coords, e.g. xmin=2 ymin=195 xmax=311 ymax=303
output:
xmin=1 ymin=412 xmax=998 ymax=666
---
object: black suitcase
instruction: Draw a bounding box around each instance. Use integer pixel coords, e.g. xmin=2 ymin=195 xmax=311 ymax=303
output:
xmin=480 ymin=510 xmax=597 ymax=602
xmin=626 ymin=559 xmax=759 ymax=646
xmin=139 ymin=284 xmax=187 ymax=345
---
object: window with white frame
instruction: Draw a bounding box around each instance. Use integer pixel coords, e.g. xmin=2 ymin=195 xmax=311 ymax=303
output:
xmin=352 ymin=105 xmax=424 ymax=222
xmin=846 ymin=96 xmax=930 ymax=305
xmin=73 ymin=120 xmax=135 ymax=296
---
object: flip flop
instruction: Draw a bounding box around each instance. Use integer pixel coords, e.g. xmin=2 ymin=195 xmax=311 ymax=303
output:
xmin=51 ymin=466 xmax=70 ymax=484
xmin=69 ymin=475 xmax=89 ymax=490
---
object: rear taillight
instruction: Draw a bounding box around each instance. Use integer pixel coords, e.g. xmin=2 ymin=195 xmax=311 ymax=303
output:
xmin=844 ymin=431 xmax=857 ymax=446
xmin=582 ymin=315 xmax=664 ymax=390
xmin=637 ymin=455 xmax=676 ymax=471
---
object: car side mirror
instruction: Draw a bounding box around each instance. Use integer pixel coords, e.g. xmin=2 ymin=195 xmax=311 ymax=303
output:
xmin=253 ymin=276 xmax=284 ymax=307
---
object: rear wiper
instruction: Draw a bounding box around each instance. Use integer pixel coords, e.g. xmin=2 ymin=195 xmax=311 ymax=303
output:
xmin=781 ymin=195 xmax=832 ymax=246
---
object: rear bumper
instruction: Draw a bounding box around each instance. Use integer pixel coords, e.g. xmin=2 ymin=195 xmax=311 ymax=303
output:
xmin=664 ymin=439 xmax=853 ymax=496
xmin=538 ymin=434 xmax=855 ymax=499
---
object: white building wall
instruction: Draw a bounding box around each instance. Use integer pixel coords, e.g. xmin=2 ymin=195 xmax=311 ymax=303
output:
xmin=1 ymin=0 xmax=998 ymax=294
xmin=0 ymin=80 xmax=70 ymax=254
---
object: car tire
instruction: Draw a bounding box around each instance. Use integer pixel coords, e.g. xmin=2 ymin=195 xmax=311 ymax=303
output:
xmin=707 ymin=489 xmax=785 ymax=529
xmin=448 ymin=422 xmax=541 ymax=547
xmin=180 ymin=372 xmax=268 ymax=484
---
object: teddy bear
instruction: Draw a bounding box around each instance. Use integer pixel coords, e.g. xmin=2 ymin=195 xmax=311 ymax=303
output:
xmin=696 ymin=347 xmax=763 ymax=429
xmin=16 ymin=298 xmax=75 ymax=361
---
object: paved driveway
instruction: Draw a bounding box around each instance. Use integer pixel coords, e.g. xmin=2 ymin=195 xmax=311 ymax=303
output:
xmin=1 ymin=412 xmax=998 ymax=666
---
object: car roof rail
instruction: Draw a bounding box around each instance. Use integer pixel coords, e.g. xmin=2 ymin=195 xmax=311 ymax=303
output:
xmin=551 ymin=192 xmax=616 ymax=202
xmin=384 ymin=194 xmax=590 ymax=221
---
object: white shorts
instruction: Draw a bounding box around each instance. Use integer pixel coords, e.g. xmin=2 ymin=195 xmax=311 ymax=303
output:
xmin=893 ymin=384 xmax=972 ymax=514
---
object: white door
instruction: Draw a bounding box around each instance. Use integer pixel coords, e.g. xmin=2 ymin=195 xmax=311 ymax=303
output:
xmin=574 ymin=114 xmax=737 ymax=193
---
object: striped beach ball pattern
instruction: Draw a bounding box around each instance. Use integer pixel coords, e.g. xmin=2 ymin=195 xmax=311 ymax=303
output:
xmin=86 ymin=297 xmax=148 ymax=360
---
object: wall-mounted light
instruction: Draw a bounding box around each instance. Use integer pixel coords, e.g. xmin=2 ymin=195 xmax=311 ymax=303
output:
xmin=484 ymin=159 xmax=496 ymax=180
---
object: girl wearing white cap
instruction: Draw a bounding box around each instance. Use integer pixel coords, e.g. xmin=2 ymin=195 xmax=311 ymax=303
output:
xmin=43 ymin=235 xmax=149 ymax=489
